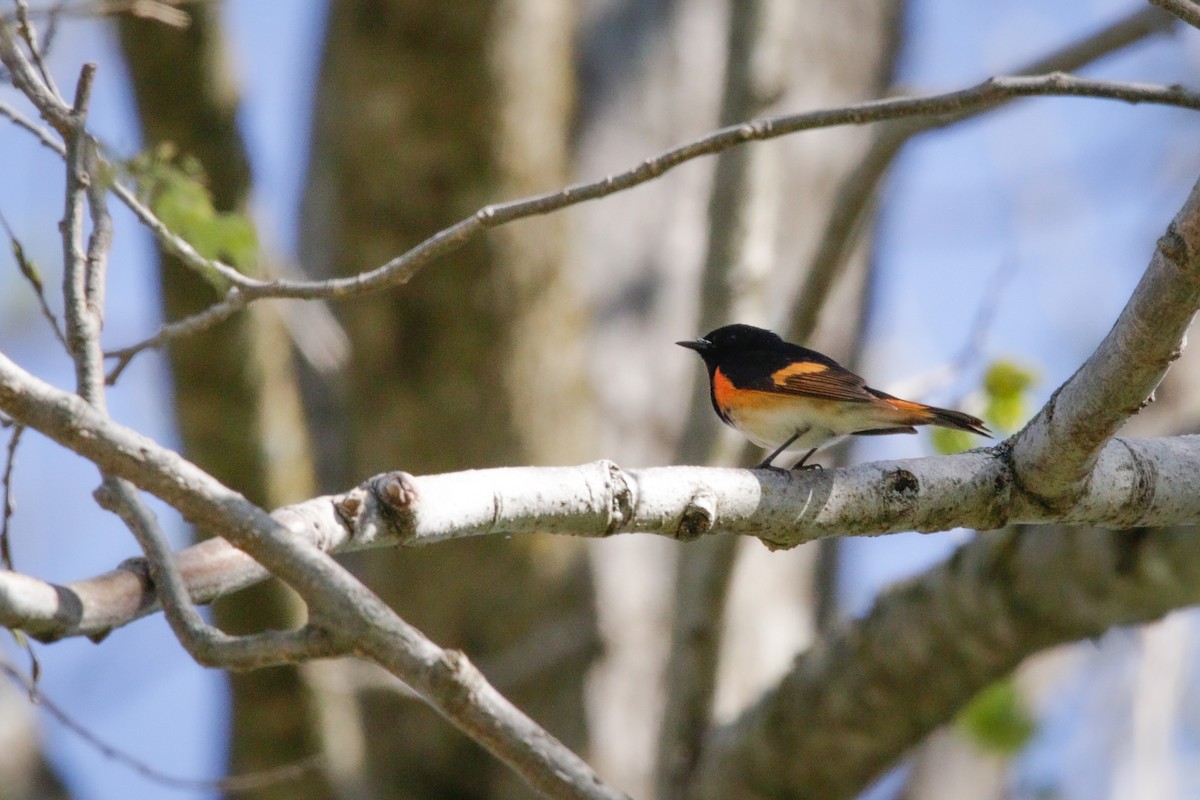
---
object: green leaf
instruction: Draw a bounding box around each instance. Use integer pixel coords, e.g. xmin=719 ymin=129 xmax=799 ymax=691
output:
xmin=931 ymin=427 xmax=975 ymax=455
xmin=986 ymin=394 xmax=1027 ymax=432
xmin=123 ymin=145 xmax=259 ymax=287
xmin=984 ymin=360 xmax=1036 ymax=400
xmin=956 ymin=679 xmax=1036 ymax=755
xmin=10 ymin=236 xmax=42 ymax=292
xmin=978 ymin=359 xmax=1039 ymax=434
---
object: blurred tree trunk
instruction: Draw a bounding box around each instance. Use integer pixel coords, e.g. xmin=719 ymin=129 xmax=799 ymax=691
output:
xmin=116 ymin=10 xmax=327 ymax=800
xmin=0 ymin=681 xmax=67 ymax=800
xmin=300 ymin=2 xmax=595 ymax=798
xmin=571 ymin=1 xmax=900 ymax=795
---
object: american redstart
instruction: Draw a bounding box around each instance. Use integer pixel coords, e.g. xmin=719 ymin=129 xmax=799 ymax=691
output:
xmin=678 ymin=323 xmax=991 ymax=469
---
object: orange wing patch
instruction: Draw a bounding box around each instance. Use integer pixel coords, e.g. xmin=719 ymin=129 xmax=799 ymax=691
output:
xmin=768 ymin=360 xmax=876 ymax=403
xmin=770 ymin=361 xmax=829 ymax=384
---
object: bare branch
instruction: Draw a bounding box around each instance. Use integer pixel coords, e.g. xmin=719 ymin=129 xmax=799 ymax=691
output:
xmin=60 ymin=62 xmax=107 ymax=406
xmin=1150 ymin=0 xmax=1200 ymax=30
xmin=0 ymin=210 xmax=67 ymax=349
xmin=107 ymin=71 xmax=1200 ymax=373
xmin=11 ymin=0 xmax=63 ymax=104
xmin=103 ymin=288 xmax=245 ymax=384
xmin=0 ymin=357 xmax=627 ymax=800
xmin=788 ymin=5 xmax=1179 ymax=343
xmin=687 ymin=523 xmax=1200 ymax=799
xmin=0 ymin=99 xmax=62 ymax=152
xmin=1011 ymin=174 xmax=1200 ymax=509
xmin=231 ymin=73 xmax=1200 ymax=303
xmin=94 ymin=478 xmax=344 ymax=669
xmin=0 ymin=658 xmax=325 ymax=793
xmin=0 ymin=17 xmax=71 ymax=133
xmin=0 ymin=423 xmax=21 ymax=570
xmin=6 ymin=432 xmax=1200 ymax=642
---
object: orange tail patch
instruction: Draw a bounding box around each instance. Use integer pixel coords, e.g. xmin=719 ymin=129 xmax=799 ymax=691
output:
xmin=880 ymin=396 xmax=991 ymax=437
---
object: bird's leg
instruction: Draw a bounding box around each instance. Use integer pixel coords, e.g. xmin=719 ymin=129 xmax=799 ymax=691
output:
xmin=791 ymin=448 xmax=821 ymax=470
xmin=756 ymin=433 xmax=801 ymax=469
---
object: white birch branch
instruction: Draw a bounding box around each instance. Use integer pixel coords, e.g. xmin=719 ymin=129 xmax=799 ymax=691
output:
xmin=4 ymin=384 xmax=1200 ymax=642
xmin=1011 ymin=174 xmax=1200 ymax=508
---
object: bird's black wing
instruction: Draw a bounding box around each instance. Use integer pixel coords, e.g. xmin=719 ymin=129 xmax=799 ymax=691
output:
xmin=721 ymin=344 xmax=880 ymax=403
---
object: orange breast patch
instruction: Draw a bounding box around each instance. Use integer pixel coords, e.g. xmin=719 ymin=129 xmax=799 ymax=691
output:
xmin=712 ymin=368 xmax=737 ymax=412
xmin=713 ymin=367 xmax=792 ymax=412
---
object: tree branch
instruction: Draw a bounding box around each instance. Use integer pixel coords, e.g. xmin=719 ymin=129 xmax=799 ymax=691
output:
xmin=94 ymin=477 xmax=343 ymax=669
xmin=5 ymin=429 xmax=1200 ymax=641
xmin=687 ymin=522 xmax=1200 ymax=799
xmin=122 ymin=71 xmax=1200 ymax=366
xmin=0 ymin=356 xmax=626 ymax=800
xmin=4 ymin=8 xmax=1197 ymax=373
xmin=0 ymin=658 xmax=325 ymax=793
xmin=60 ymin=62 xmax=107 ymax=408
xmin=1150 ymin=0 xmax=1200 ymax=30
xmin=186 ymin=73 xmax=1200 ymax=306
xmin=1011 ymin=174 xmax=1200 ymax=509
xmin=788 ymin=5 xmax=1178 ymax=343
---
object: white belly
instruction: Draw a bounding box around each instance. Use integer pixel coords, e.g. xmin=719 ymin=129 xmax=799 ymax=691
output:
xmin=725 ymin=403 xmax=855 ymax=453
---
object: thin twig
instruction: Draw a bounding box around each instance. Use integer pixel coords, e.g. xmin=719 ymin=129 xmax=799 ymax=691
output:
xmin=110 ymin=72 xmax=1200 ymax=374
xmin=95 ymin=478 xmax=345 ymax=670
xmin=9 ymin=0 xmax=204 ymax=28
xmin=787 ymin=5 xmax=1179 ymax=343
xmin=0 ymin=658 xmax=325 ymax=793
xmin=235 ymin=74 xmax=1200 ymax=302
xmin=1150 ymin=0 xmax=1200 ymax=30
xmin=104 ymin=288 xmax=244 ymax=383
xmin=0 ymin=210 xmax=67 ymax=349
xmin=3 ymin=13 xmax=1198 ymax=370
xmin=59 ymin=63 xmax=110 ymax=407
xmin=0 ymin=422 xmax=22 ymax=570
xmin=0 ymin=99 xmax=63 ymax=152
xmin=887 ymin=259 xmax=1016 ymax=401
xmin=12 ymin=0 xmax=63 ymax=103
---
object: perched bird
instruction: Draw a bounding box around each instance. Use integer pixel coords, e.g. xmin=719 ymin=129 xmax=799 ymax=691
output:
xmin=678 ymin=324 xmax=990 ymax=469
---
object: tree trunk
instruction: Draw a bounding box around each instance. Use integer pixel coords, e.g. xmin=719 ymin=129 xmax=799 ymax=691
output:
xmin=300 ymin=2 xmax=594 ymax=798
xmin=116 ymin=11 xmax=326 ymax=799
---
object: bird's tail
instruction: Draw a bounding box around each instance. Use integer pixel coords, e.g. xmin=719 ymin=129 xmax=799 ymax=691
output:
xmin=872 ymin=392 xmax=992 ymax=437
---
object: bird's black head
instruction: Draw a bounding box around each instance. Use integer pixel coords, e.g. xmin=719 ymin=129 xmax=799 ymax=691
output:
xmin=676 ymin=324 xmax=783 ymax=365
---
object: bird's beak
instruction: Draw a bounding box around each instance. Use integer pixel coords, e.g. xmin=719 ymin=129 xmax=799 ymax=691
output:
xmin=676 ymin=338 xmax=712 ymax=352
